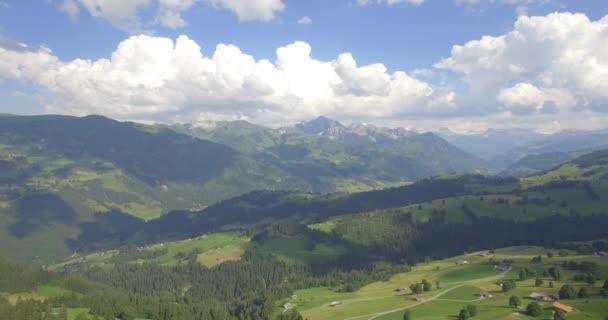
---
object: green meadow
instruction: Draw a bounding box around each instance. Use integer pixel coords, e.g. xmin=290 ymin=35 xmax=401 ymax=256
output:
xmin=281 ymin=247 xmax=608 ymax=320
xmin=49 ymin=232 xmax=249 ymax=270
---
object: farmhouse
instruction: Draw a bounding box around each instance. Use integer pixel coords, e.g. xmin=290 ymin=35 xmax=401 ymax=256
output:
xmin=552 ymin=302 xmax=574 ymax=313
xmin=479 ymin=291 xmax=492 ymax=298
xmin=283 ymin=303 xmax=293 ymax=310
xmin=395 ymin=287 xmax=408 ymax=294
xmin=415 ymin=295 xmax=425 ymax=302
xmin=329 ymin=301 xmax=342 ymax=307
xmin=290 ymin=294 xmax=298 ymax=299
xmin=494 ymin=260 xmax=512 ymax=271
xmin=529 ymin=292 xmax=554 ymax=302
xmin=595 ymin=251 xmax=608 ymax=257
xmin=456 ymin=260 xmax=469 ymax=265
xmin=479 ymin=251 xmax=494 ymax=258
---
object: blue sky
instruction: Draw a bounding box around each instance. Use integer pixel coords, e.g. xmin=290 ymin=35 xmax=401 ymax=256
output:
xmin=1 ymin=0 xmax=607 ymax=132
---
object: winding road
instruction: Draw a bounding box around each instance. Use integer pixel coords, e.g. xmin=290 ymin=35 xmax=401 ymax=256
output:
xmin=342 ymin=267 xmax=513 ymax=320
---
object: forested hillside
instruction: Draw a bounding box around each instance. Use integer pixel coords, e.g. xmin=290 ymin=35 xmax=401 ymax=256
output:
xmin=59 ymin=150 xmax=608 ymax=266
xmin=1 ymin=151 xmax=608 ymax=320
xmin=0 ymin=114 xmax=490 ymax=261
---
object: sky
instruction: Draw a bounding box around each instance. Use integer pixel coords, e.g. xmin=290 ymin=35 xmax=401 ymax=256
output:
xmin=0 ymin=0 xmax=607 ymax=133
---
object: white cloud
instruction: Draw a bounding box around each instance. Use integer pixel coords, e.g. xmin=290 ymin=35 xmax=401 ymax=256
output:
xmin=436 ymin=12 xmax=608 ymax=116
xmin=411 ymin=68 xmax=434 ymax=79
xmin=205 ymin=0 xmax=284 ymax=21
xmin=357 ymin=0 xmax=425 ymax=6
xmin=297 ymin=16 xmax=312 ymax=25
xmin=498 ymin=83 xmax=576 ymax=114
xmin=155 ymin=0 xmax=196 ymax=28
xmin=0 ymin=35 xmax=443 ymax=125
xmin=66 ymin=0 xmax=151 ymax=32
xmin=60 ymin=0 xmax=79 ymax=17
xmin=498 ymin=82 xmax=546 ymax=114
xmin=60 ymin=0 xmax=285 ymax=31
xmin=5 ymin=11 xmax=608 ymax=133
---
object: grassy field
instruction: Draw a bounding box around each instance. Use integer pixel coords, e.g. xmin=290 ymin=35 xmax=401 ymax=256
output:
xmin=49 ymin=232 xmax=249 ymax=270
xmin=440 ymin=264 xmax=499 ymax=283
xmin=286 ymin=247 xmax=608 ymax=320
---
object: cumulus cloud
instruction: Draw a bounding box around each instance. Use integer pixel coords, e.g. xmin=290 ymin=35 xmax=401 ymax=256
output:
xmin=436 ymin=12 xmax=608 ymax=117
xmin=0 ymin=35 xmax=444 ymax=125
xmin=5 ymin=11 xmax=608 ymax=132
xmin=206 ymin=0 xmax=284 ymax=21
xmin=68 ymin=0 xmax=151 ymax=32
xmin=60 ymin=0 xmax=285 ymax=31
xmin=59 ymin=0 xmax=79 ymax=17
xmin=297 ymin=16 xmax=312 ymax=25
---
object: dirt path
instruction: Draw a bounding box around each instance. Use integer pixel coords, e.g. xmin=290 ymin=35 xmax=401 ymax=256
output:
xmin=342 ymin=267 xmax=512 ymax=320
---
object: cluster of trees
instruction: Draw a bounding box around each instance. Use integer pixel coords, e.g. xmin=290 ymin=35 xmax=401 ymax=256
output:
xmin=0 ymin=258 xmax=53 ymax=293
xmin=526 ymin=301 xmax=543 ymax=317
xmin=390 ymin=210 xmax=608 ymax=264
xmin=458 ymin=304 xmax=477 ymax=320
xmin=2 ymin=248 xmax=407 ymax=320
xmin=519 ymin=267 xmax=536 ymax=280
xmin=409 ymin=280 xmax=432 ymax=294
xmin=509 ymin=295 xmax=521 ymax=307
xmin=0 ymin=296 xmax=77 ymax=320
xmin=558 ymin=284 xmax=593 ymax=299
xmin=601 ymin=280 xmax=608 ymax=298
xmin=276 ymin=309 xmax=303 ymax=320
xmin=573 ymin=273 xmax=597 ymax=284
xmin=562 ymin=261 xmax=599 ymax=273
xmin=545 ymin=267 xmax=562 ymax=281
xmin=501 ymin=280 xmax=517 ymax=292
xmin=554 ymin=239 xmax=608 ymax=254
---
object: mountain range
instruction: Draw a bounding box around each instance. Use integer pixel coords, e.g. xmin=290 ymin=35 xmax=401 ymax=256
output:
xmin=439 ymin=127 xmax=608 ymax=175
xmin=3 ymin=113 xmax=608 ymax=262
xmin=0 ymin=114 xmax=487 ymax=261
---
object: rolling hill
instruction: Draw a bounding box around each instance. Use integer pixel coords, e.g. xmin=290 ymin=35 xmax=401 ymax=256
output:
xmin=3 ymin=150 xmax=607 ymax=320
xmin=0 ymin=114 xmax=490 ymax=262
xmin=499 ymin=152 xmax=577 ymax=177
xmin=49 ymin=149 xmax=608 ymax=267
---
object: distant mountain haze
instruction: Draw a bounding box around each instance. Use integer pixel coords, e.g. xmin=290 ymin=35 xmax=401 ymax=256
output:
xmin=439 ymin=128 xmax=608 ymax=174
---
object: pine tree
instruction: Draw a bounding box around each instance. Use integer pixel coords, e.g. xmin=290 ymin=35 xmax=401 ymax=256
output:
xmin=553 ymin=309 xmax=566 ymax=320
xmin=458 ymin=308 xmax=470 ymax=320
xmin=526 ymin=302 xmax=542 ymax=317
xmin=466 ymin=304 xmax=477 ymax=317
xmin=509 ymin=295 xmax=521 ymax=307
xmin=403 ymin=309 xmax=412 ymax=320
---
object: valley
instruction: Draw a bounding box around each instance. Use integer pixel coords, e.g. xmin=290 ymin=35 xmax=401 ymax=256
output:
xmin=1 ymin=116 xmax=608 ymax=320
xmin=3 ymin=4 xmax=608 ymax=320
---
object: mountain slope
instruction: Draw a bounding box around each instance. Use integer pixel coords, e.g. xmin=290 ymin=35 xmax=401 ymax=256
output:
xmin=491 ymin=130 xmax=608 ymax=169
xmin=0 ymin=115 xmax=292 ymax=261
xmin=62 ymin=149 xmax=608 ymax=269
xmin=172 ymin=117 xmax=491 ymax=190
xmin=437 ymin=128 xmax=548 ymax=161
xmin=439 ymin=128 xmax=608 ymax=172
xmin=0 ymin=114 xmax=489 ymax=261
xmin=499 ymin=152 xmax=576 ymax=177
